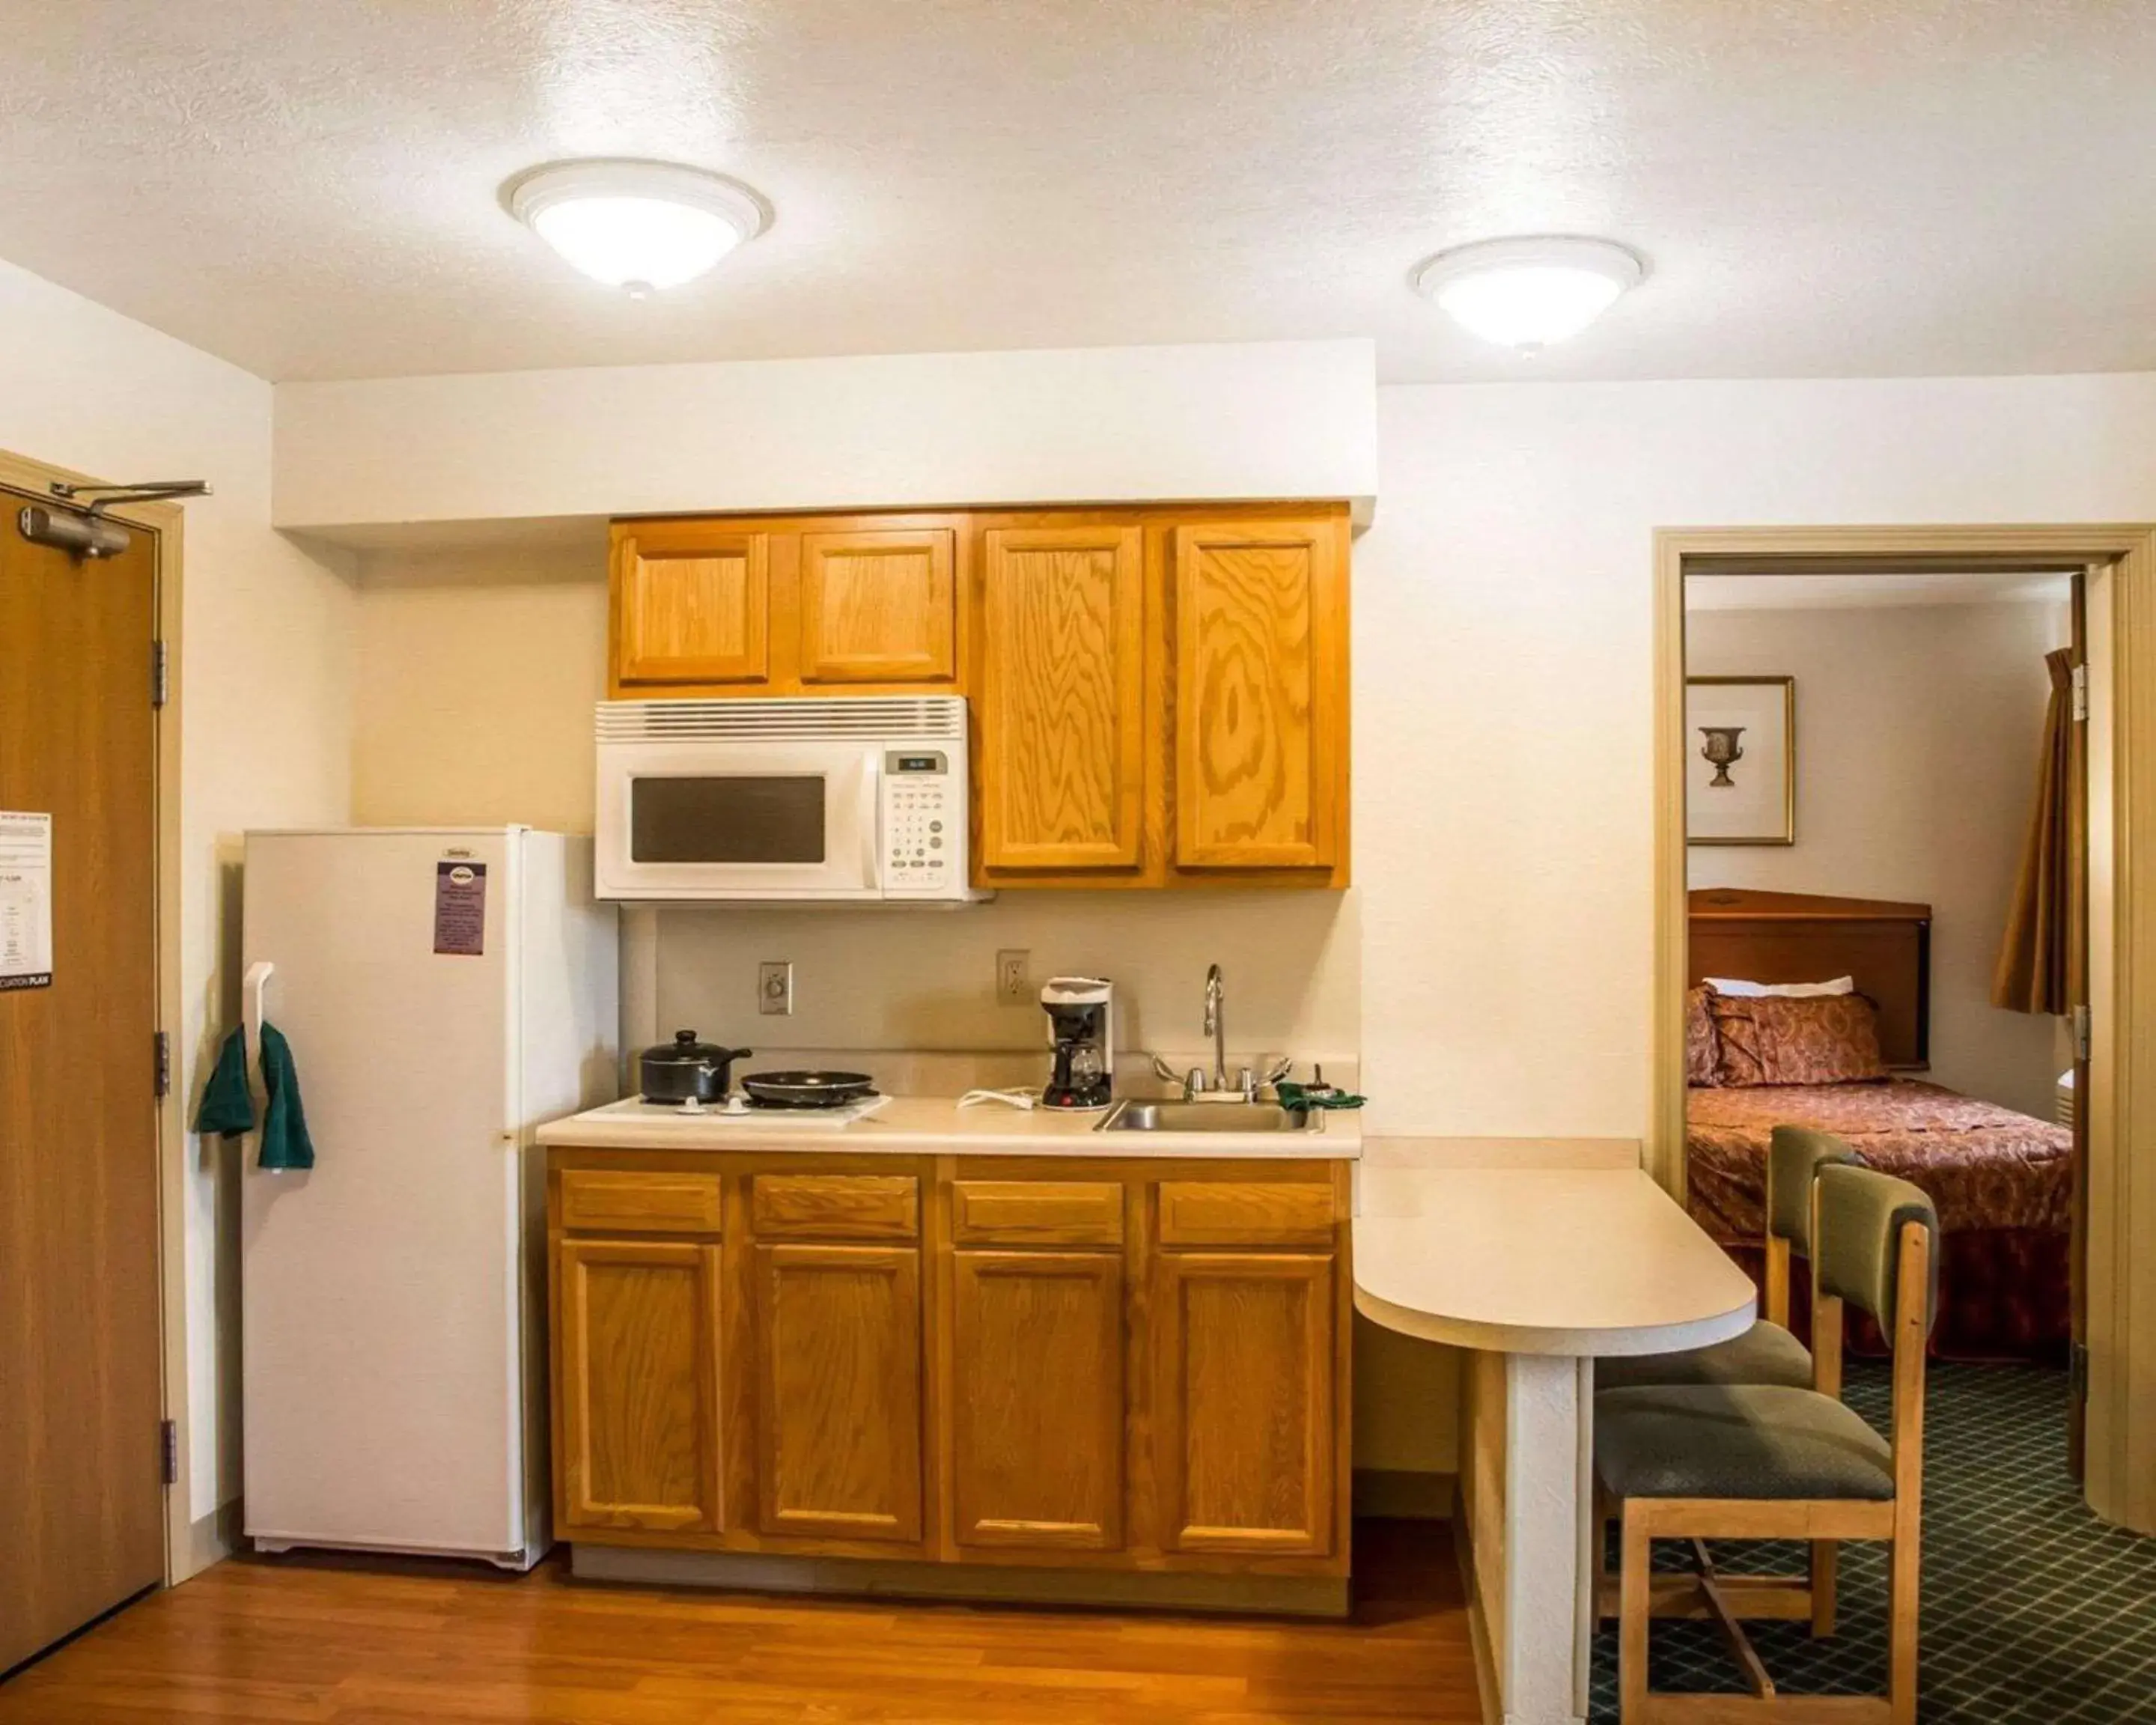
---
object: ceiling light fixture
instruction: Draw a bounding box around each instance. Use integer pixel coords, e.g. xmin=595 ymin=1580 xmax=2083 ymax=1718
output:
xmin=505 ymin=159 xmax=768 ymax=298
xmin=1411 ymin=236 xmax=1645 ymax=353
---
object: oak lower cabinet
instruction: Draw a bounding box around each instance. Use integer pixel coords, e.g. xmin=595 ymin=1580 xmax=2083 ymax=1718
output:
xmin=754 ymin=1242 xmax=924 ymax=1542
xmin=949 ymin=1249 xmax=1126 ymax=1552
xmin=547 ymin=1151 xmax=1351 ymax=1611
xmin=555 ymin=1237 xmax=724 ymax=1533
xmin=1155 ymin=1252 xmax=1335 ymax=1556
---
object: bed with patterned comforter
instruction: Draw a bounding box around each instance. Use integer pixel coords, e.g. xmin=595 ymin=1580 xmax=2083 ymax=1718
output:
xmin=1687 ymin=1077 xmax=2072 ymax=1360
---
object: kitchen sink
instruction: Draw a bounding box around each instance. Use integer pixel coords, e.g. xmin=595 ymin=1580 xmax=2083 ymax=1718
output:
xmin=1094 ymin=1100 xmax=1319 ymax=1134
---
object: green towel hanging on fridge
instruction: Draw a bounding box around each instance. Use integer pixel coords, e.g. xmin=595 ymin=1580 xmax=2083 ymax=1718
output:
xmin=256 ymin=1021 xmax=317 ymax=1172
xmin=192 ymin=1026 xmax=257 ymax=1138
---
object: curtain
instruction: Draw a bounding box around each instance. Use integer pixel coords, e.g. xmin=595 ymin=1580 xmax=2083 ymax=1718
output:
xmin=1993 ymin=647 xmax=2085 ymax=1015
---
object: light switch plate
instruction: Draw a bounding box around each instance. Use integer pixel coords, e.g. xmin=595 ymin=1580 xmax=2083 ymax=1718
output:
xmin=758 ymin=961 xmax=794 ymax=1015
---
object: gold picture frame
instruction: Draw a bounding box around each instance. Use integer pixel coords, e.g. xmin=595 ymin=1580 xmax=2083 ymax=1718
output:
xmin=1685 ymin=675 xmax=1795 ymax=845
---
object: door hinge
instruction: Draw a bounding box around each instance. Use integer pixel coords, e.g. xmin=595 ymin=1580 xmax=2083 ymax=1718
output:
xmin=159 ymin=1419 xmax=178 ymax=1486
xmin=150 ymin=638 xmax=168 ymax=709
xmin=2071 ymin=661 xmax=2089 ymax=722
xmin=2071 ymin=1003 xmax=2093 ymax=1063
xmin=2070 ymin=1342 xmax=2090 ymax=1404
xmin=153 ymin=1030 xmax=171 ymax=1099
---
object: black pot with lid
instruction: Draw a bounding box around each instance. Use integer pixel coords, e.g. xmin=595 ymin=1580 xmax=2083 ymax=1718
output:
xmin=639 ymin=1030 xmax=753 ymax=1106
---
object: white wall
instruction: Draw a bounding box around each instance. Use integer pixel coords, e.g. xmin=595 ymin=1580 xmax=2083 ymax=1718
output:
xmin=274 ymin=340 xmax=1379 ymax=537
xmin=0 ymin=258 xmax=356 ymax=1523
xmin=1353 ymin=373 xmax=2156 ymax=1141
xmin=351 ymin=546 xmax=607 ymax=836
xmin=1687 ymin=600 xmax=2068 ymax=1117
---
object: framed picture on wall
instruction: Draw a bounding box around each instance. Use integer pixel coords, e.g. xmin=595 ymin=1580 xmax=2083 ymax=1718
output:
xmin=1686 ymin=675 xmax=1795 ymax=845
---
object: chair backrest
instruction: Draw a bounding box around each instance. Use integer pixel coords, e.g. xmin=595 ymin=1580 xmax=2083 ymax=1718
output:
xmin=1766 ymin=1126 xmax=1862 ymax=1253
xmin=1813 ymin=1163 xmax=1940 ymax=1341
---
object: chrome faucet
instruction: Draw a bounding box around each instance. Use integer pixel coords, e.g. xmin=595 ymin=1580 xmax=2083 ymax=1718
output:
xmin=1203 ymin=963 xmax=1226 ymax=1094
xmin=1144 ymin=965 xmax=1294 ymax=1103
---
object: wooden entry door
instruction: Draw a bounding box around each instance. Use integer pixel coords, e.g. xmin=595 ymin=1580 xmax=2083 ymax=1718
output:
xmin=0 ymin=496 xmax=164 ymax=1673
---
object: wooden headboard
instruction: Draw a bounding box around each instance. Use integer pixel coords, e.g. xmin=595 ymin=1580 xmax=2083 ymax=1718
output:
xmin=1688 ymin=887 xmax=1933 ymax=1067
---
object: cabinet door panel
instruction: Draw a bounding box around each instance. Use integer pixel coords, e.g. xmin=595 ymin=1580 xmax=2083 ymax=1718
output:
xmin=556 ymin=1239 xmax=722 ymax=1533
xmin=980 ymin=526 xmax=1147 ymax=871
xmin=951 ymin=1251 xmax=1124 ymax=1551
xmin=755 ymin=1244 xmax=924 ymax=1542
xmin=1172 ymin=521 xmax=1342 ymax=869
xmin=616 ymin=529 xmax=771 ymax=686
xmin=1156 ymin=1252 xmax=1333 ymax=1556
xmin=799 ymin=529 xmax=957 ymax=684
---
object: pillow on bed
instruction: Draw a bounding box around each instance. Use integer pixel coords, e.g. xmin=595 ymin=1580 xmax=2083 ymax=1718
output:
xmin=1705 ymin=975 xmax=1856 ymax=999
xmin=1709 ymin=991 xmax=1887 ymax=1086
xmin=1685 ymin=986 xmax=1722 ymax=1086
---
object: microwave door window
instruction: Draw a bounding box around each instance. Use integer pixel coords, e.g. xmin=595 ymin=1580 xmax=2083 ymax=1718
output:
xmin=630 ymin=776 xmax=828 ymax=865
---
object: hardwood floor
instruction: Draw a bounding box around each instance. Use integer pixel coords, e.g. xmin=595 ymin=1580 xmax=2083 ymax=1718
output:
xmin=0 ymin=1519 xmax=1479 ymax=1724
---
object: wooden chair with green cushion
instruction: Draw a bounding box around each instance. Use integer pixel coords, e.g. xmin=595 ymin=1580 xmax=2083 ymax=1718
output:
xmin=1595 ymin=1164 xmax=1937 ymax=1724
xmin=1599 ymin=1127 xmax=1860 ymax=1393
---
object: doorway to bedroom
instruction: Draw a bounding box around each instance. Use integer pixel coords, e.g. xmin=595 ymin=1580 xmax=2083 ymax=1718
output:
xmin=1627 ymin=525 xmax=2156 ymax=1724
xmin=1680 ymin=566 xmax=2081 ymax=1380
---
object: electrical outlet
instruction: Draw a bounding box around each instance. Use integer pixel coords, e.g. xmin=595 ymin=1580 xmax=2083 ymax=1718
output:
xmin=758 ymin=961 xmax=794 ymax=1016
xmin=996 ymin=949 xmax=1031 ymax=1005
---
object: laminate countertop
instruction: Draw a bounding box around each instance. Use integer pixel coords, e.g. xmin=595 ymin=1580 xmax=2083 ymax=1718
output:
xmin=1352 ymin=1163 xmax=1754 ymax=1357
xmin=537 ymin=1095 xmax=1360 ymax=1159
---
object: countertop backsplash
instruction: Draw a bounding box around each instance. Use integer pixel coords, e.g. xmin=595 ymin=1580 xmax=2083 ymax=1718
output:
xmin=623 ymin=891 xmax=1362 ymax=1089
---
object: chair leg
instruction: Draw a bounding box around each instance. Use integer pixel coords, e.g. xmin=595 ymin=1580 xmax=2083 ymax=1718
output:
xmin=1810 ymin=1538 xmax=1838 ymax=1637
xmin=1619 ymin=1506 xmax=1651 ymax=1722
xmin=1889 ymin=1532 xmax=1921 ymax=1725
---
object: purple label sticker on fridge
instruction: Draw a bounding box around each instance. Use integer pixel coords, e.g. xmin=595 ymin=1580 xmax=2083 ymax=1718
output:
xmin=433 ymin=860 xmax=487 ymax=956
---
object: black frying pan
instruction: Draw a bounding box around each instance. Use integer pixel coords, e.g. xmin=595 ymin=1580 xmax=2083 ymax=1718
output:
xmin=739 ymin=1070 xmax=877 ymax=1108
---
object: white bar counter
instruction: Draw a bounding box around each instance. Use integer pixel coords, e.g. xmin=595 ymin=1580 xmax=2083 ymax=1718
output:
xmin=1353 ymin=1147 xmax=1756 ymax=1725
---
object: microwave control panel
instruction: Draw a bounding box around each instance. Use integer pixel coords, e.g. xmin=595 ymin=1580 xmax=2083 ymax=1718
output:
xmin=880 ymin=749 xmax=965 ymax=894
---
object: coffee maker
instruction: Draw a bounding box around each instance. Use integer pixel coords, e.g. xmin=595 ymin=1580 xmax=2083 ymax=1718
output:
xmin=1040 ymin=976 xmax=1115 ymax=1110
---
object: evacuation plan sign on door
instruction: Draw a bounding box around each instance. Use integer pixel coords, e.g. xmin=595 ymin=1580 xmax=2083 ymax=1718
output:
xmin=0 ymin=812 xmax=54 ymax=991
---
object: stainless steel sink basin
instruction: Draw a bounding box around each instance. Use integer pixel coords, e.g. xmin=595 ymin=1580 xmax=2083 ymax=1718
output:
xmin=1094 ymin=1101 xmax=1319 ymax=1134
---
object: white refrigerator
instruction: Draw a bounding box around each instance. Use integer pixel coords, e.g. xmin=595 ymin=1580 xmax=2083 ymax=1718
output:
xmin=240 ymin=827 xmax=618 ymax=1568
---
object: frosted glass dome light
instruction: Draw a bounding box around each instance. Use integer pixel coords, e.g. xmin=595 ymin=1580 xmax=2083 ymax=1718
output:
xmin=506 ymin=160 xmax=767 ymax=296
xmin=1412 ymin=237 xmax=1646 ymax=352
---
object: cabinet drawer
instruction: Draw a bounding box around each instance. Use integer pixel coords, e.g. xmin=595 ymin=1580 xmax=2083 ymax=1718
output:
xmin=952 ymin=1181 xmax=1125 ymax=1247
xmin=1157 ymin=1181 xmax=1335 ymax=1248
xmin=752 ymin=1173 xmax=919 ymax=1241
xmin=558 ymin=1170 xmax=725 ymax=1235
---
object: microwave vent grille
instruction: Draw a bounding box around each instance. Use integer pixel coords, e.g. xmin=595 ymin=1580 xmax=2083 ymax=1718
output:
xmin=597 ymin=697 xmax=966 ymax=743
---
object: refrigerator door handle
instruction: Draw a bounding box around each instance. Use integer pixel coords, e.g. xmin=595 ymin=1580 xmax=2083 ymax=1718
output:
xmin=243 ymin=959 xmax=275 ymax=1050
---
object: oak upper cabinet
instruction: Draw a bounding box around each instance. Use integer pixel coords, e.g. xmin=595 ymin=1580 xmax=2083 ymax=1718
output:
xmin=555 ymin=1237 xmax=723 ymax=1533
xmin=610 ymin=514 xmax=965 ymax=698
xmin=799 ymin=528 xmax=957 ymax=686
xmin=1154 ymin=1247 xmax=1336 ymax=1557
xmin=1169 ymin=515 xmax=1348 ymax=874
xmin=977 ymin=524 xmax=1148 ymax=875
xmin=612 ymin=521 xmax=772 ymax=690
xmin=969 ymin=504 xmax=1350 ymax=889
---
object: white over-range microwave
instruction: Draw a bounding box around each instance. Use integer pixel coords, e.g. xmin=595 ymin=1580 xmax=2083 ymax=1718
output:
xmin=594 ymin=696 xmax=983 ymax=902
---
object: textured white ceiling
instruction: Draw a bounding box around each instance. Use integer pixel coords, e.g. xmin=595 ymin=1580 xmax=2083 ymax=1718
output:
xmin=3 ymin=2 xmax=2152 ymax=383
